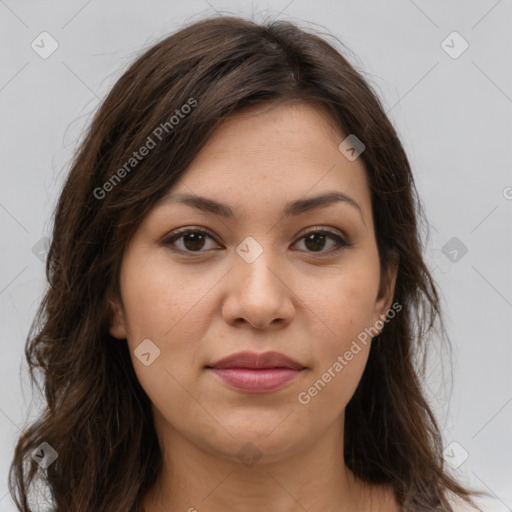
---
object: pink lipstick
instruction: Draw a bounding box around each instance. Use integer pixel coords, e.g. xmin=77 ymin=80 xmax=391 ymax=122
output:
xmin=206 ymin=351 xmax=304 ymax=393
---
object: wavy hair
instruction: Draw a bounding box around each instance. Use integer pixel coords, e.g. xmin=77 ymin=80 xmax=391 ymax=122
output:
xmin=9 ymin=14 xmax=488 ymax=512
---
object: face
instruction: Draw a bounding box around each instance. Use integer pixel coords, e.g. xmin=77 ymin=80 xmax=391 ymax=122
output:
xmin=109 ymin=100 xmax=397 ymax=465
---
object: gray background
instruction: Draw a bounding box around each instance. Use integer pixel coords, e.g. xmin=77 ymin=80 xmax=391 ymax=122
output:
xmin=1 ymin=1 xmax=511 ymax=511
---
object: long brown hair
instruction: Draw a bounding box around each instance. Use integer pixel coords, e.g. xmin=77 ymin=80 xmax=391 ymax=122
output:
xmin=9 ymin=14 xmax=488 ymax=512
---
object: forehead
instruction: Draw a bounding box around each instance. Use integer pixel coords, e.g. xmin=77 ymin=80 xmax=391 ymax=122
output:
xmin=160 ymin=101 xmax=372 ymax=220
xmin=193 ymin=100 xmax=347 ymax=170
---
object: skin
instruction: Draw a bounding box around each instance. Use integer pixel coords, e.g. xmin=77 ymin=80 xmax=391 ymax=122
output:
xmin=109 ymin=100 xmax=399 ymax=512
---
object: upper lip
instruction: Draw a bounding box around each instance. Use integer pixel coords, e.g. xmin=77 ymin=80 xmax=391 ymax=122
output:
xmin=207 ymin=351 xmax=304 ymax=370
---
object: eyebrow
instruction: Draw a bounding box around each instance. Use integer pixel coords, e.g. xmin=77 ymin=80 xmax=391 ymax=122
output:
xmin=160 ymin=191 xmax=364 ymax=223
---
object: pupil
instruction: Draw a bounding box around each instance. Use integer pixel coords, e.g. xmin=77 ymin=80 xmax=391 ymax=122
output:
xmin=305 ymin=233 xmax=325 ymax=251
xmin=184 ymin=233 xmax=205 ymax=251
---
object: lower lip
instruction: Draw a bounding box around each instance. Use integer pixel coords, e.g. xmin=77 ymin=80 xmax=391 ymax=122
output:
xmin=208 ymin=368 xmax=302 ymax=393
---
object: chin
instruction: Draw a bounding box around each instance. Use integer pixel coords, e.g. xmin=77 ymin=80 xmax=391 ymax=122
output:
xmin=215 ymin=426 xmax=309 ymax=466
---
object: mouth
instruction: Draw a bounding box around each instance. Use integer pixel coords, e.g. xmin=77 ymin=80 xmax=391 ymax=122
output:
xmin=205 ymin=351 xmax=305 ymax=394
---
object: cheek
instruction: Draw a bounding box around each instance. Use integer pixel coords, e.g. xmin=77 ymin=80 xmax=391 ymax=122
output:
xmin=306 ymin=259 xmax=380 ymax=348
xmin=296 ymin=256 xmax=380 ymax=399
xmin=119 ymin=255 xmax=211 ymax=438
xmin=293 ymin=292 xmax=375 ymax=432
xmin=118 ymin=252 xmax=221 ymax=398
xmin=119 ymin=251 xmax=212 ymax=342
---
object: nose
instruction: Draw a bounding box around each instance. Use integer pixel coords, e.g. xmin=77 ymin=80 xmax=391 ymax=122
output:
xmin=221 ymin=246 xmax=295 ymax=330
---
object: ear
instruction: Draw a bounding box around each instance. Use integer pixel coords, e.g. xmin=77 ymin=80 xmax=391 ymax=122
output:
xmin=372 ymin=251 xmax=399 ymax=332
xmin=107 ymin=292 xmax=128 ymax=340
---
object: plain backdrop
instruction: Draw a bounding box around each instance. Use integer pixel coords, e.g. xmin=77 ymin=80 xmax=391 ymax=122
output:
xmin=1 ymin=1 xmax=511 ymax=511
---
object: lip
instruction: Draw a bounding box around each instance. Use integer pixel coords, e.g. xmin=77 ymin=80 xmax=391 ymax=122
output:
xmin=206 ymin=351 xmax=305 ymax=394
xmin=208 ymin=350 xmax=304 ymax=370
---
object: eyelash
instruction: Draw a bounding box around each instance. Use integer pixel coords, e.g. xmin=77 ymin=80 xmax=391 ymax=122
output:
xmin=162 ymin=227 xmax=352 ymax=256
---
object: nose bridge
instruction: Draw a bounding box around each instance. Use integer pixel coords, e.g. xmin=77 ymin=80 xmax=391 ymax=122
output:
xmin=234 ymin=234 xmax=280 ymax=290
xmin=223 ymin=234 xmax=294 ymax=328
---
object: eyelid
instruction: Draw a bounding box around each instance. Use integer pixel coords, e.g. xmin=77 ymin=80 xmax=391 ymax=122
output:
xmin=295 ymin=225 xmax=348 ymax=240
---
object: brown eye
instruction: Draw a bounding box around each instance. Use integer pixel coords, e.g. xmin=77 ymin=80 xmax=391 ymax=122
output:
xmin=164 ymin=229 xmax=219 ymax=253
xmin=293 ymin=229 xmax=350 ymax=255
xmin=304 ymin=232 xmax=329 ymax=251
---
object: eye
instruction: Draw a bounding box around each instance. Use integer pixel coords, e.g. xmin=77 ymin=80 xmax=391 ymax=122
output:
xmin=292 ymin=228 xmax=351 ymax=255
xmin=162 ymin=227 xmax=351 ymax=255
xmin=162 ymin=228 xmax=220 ymax=253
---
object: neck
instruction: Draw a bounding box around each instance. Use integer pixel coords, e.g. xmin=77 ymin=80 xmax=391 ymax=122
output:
xmin=142 ymin=413 xmax=374 ymax=512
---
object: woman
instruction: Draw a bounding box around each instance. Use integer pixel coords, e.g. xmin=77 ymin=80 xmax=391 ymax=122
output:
xmin=9 ymin=15 xmax=488 ymax=512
